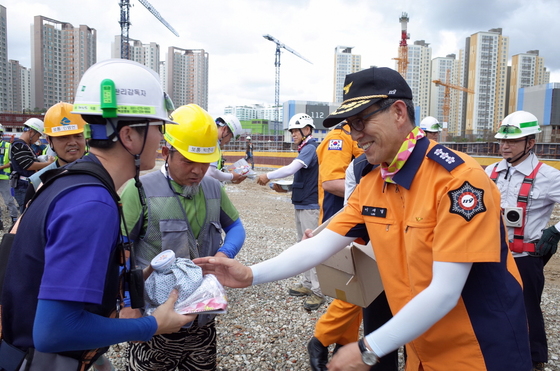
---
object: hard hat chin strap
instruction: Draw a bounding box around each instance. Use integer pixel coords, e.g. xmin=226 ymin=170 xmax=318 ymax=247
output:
xmin=505 ymin=137 xmax=533 ymax=164
xmin=112 ymin=118 xmax=150 ymax=206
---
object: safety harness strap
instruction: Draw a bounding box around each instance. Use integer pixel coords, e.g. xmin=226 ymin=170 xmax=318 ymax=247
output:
xmin=490 ymin=162 xmax=543 ymax=253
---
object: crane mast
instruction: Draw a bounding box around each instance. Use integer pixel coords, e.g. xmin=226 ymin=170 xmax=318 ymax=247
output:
xmin=393 ymin=12 xmax=409 ymax=78
xmin=433 ymin=69 xmax=474 ymax=140
xmin=119 ymin=0 xmax=178 ymax=60
xmin=263 ymin=34 xmax=312 ymax=126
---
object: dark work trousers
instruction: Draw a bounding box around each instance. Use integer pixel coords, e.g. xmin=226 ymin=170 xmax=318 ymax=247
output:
xmin=515 ymin=255 xmax=547 ymax=363
xmin=363 ymin=291 xmax=399 ymax=371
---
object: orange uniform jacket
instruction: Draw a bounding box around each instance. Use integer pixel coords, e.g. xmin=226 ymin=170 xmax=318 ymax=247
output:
xmin=327 ymin=138 xmax=530 ymax=370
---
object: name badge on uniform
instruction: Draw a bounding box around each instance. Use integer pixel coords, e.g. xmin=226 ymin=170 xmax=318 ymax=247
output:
xmin=362 ymin=206 xmax=387 ymax=218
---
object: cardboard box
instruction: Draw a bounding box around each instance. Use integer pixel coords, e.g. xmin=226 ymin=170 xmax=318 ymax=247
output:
xmin=316 ymin=242 xmax=384 ymax=307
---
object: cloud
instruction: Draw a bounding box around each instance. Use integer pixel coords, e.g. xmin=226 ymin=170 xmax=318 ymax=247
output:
xmin=1 ymin=0 xmax=558 ymax=117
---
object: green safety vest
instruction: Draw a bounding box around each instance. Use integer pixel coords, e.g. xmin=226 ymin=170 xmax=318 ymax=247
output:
xmin=0 ymin=141 xmax=11 ymax=180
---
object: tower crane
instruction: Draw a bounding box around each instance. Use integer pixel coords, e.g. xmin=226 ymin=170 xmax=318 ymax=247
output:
xmin=263 ymin=34 xmax=312 ymax=126
xmin=432 ymin=69 xmax=474 ymax=140
xmin=393 ymin=12 xmax=410 ymax=78
xmin=119 ymin=0 xmax=179 ymax=60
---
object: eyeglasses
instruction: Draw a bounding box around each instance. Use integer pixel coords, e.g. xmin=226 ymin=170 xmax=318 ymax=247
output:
xmin=340 ymin=104 xmax=389 ymax=135
xmin=498 ymin=138 xmax=527 ymax=146
xmin=128 ymin=120 xmax=166 ymax=135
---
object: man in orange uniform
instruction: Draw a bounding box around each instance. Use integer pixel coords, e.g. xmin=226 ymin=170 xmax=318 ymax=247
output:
xmin=308 ymin=124 xmax=364 ymax=370
xmin=194 ymin=67 xmax=531 ymax=370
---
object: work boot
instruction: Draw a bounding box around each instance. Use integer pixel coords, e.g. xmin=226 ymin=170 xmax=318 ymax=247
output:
xmin=307 ymin=336 xmax=328 ymax=371
xmin=288 ymin=285 xmax=313 ymax=297
xmin=533 ymin=363 xmax=545 ymax=371
xmin=304 ymin=293 xmax=326 ymax=311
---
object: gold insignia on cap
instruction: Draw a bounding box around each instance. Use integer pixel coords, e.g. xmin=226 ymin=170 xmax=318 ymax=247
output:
xmin=343 ymin=81 xmax=353 ymax=95
xmin=331 ymin=100 xmax=370 ymax=115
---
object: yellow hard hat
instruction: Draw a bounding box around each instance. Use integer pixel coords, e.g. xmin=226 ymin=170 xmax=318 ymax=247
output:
xmin=165 ymin=104 xmax=219 ymax=163
xmin=44 ymin=102 xmax=86 ymax=137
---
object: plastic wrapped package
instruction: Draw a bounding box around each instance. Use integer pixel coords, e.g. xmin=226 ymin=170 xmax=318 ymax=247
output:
xmin=144 ymin=250 xmax=228 ymax=316
xmin=144 ymin=250 xmax=203 ymax=316
xmin=227 ymin=158 xmax=257 ymax=179
xmin=175 ymin=274 xmax=228 ymax=315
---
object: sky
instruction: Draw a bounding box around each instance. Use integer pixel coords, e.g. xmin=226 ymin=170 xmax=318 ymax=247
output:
xmin=2 ymin=0 xmax=560 ymax=118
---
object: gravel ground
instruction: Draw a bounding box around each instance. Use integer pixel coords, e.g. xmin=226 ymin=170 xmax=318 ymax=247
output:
xmin=2 ymin=164 xmax=559 ymax=370
xmin=103 ymin=167 xmax=560 ymax=371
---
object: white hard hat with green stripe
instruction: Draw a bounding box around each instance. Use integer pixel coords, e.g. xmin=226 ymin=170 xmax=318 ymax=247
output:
xmin=495 ymin=111 xmax=541 ymax=140
xmin=419 ymin=116 xmax=442 ymax=133
xmin=72 ymin=59 xmax=176 ymax=123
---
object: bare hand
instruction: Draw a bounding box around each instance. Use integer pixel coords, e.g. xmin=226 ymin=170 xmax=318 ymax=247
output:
xmin=301 ymin=229 xmax=313 ymax=241
xmin=151 ymin=290 xmax=197 ymax=335
xmin=257 ymin=174 xmax=269 ymax=186
xmin=271 ymin=183 xmax=287 ymax=193
xmin=192 ymin=256 xmax=253 ymax=288
xmin=327 ymin=343 xmax=370 ymax=371
xmin=231 ymin=171 xmax=247 ymax=184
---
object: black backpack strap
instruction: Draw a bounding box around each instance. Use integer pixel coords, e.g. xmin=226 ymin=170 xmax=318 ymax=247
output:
xmin=38 ymin=161 xmax=118 ymax=204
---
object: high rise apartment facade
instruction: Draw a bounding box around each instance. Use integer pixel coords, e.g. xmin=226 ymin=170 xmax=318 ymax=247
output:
xmin=32 ymin=16 xmax=96 ymax=110
xmin=508 ymin=50 xmax=549 ymax=113
xmin=112 ymin=36 xmax=160 ymax=74
xmin=333 ymin=46 xmax=361 ymax=103
xmin=429 ymin=54 xmax=468 ymax=138
xmin=465 ymin=28 xmax=509 ymax=138
xmin=405 ymin=40 xmax=432 ymax=120
xmin=165 ymin=47 xmax=208 ymax=110
xmin=8 ymin=60 xmax=31 ymax=113
xmin=0 ymin=6 xmax=8 ymax=112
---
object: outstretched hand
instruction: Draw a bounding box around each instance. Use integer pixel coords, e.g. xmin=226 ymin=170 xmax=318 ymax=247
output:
xmin=152 ymin=290 xmax=197 ymax=335
xmin=192 ymin=256 xmax=253 ymax=288
xmin=257 ymin=174 xmax=269 ymax=186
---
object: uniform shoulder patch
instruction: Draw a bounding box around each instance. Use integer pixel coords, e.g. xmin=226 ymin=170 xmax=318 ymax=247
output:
xmin=448 ymin=181 xmax=486 ymax=222
xmin=426 ymin=144 xmax=464 ymax=172
xmin=328 ymin=139 xmax=343 ymax=150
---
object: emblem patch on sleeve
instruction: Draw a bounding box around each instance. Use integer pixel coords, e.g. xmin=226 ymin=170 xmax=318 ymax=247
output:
xmin=328 ymin=139 xmax=343 ymax=150
xmin=448 ymin=181 xmax=486 ymax=221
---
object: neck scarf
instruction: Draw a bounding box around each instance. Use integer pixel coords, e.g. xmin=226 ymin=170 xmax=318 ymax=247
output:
xmin=381 ymin=126 xmax=425 ymax=183
xmin=297 ymin=135 xmax=313 ymax=151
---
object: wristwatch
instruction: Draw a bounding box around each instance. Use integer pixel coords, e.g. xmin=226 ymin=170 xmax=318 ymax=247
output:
xmin=358 ymin=338 xmax=379 ymax=366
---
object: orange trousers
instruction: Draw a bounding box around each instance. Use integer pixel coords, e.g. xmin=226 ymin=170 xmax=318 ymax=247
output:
xmin=314 ymin=299 xmax=362 ymax=346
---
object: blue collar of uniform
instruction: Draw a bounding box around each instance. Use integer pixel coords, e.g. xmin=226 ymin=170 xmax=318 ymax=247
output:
xmin=391 ymin=136 xmax=429 ymax=190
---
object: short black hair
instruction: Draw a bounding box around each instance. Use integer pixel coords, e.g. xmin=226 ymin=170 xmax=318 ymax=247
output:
xmin=82 ymin=115 xmax=147 ymax=149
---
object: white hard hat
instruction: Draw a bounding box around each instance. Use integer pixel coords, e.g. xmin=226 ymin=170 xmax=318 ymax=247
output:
xmin=495 ymin=111 xmax=541 ymax=140
xmin=24 ymin=118 xmax=45 ymax=135
xmin=216 ymin=114 xmax=242 ymax=140
xmin=419 ymin=116 xmax=441 ymax=133
xmin=246 ymin=136 xmax=251 ymax=140
xmin=288 ymin=113 xmax=315 ymax=130
xmin=72 ymin=59 xmax=175 ymax=123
